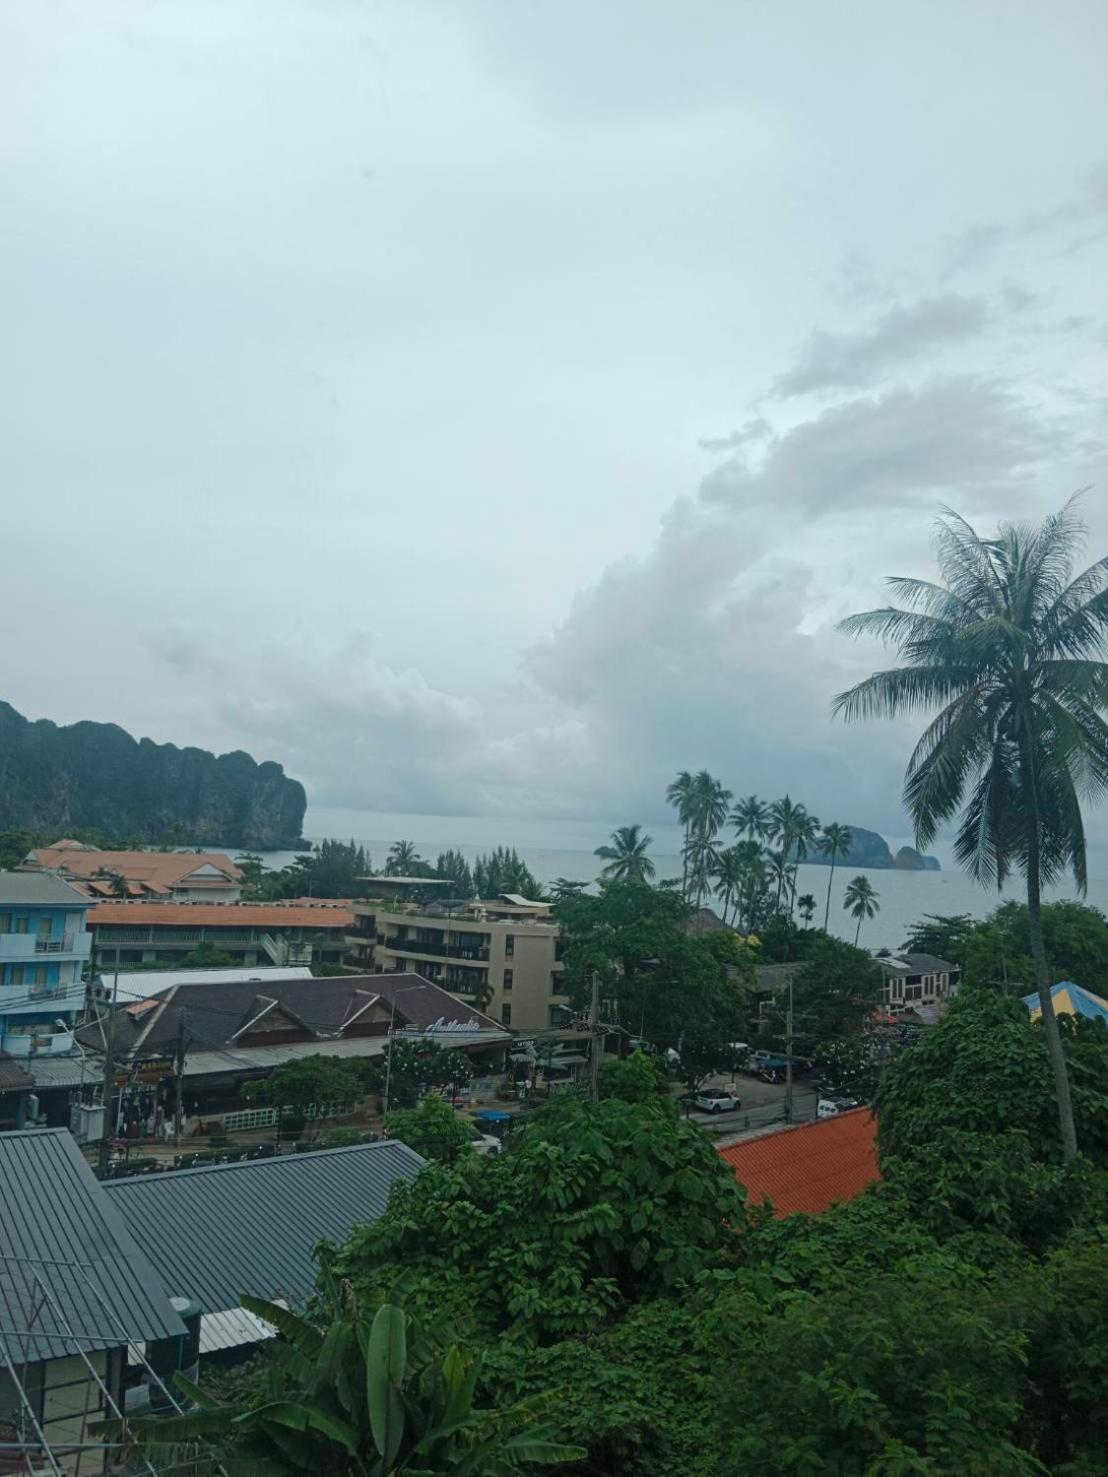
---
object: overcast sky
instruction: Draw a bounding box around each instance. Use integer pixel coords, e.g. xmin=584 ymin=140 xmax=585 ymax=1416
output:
xmin=4 ymin=0 xmax=1108 ymax=841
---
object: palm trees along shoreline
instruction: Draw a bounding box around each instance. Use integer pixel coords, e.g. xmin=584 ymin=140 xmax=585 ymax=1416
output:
xmin=843 ymin=874 xmax=880 ymax=945
xmin=835 ymin=500 xmax=1108 ymax=1162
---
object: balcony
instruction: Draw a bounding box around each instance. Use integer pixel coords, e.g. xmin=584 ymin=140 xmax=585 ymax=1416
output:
xmin=384 ymin=936 xmax=490 ymax=963
xmin=35 ymin=934 xmax=75 ymax=953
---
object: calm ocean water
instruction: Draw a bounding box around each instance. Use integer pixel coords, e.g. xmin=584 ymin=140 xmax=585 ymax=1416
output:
xmin=246 ymin=807 xmax=1108 ymax=953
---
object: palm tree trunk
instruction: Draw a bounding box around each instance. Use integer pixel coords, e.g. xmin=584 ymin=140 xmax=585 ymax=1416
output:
xmin=854 ymin=913 xmax=861 ymax=946
xmin=823 ymin=855 xmax=836 ymax=931
xmin=1017 ymin=724 xmax=1078 ymax=1161
xmin=681 ymin=820 xmax=690 ymax=903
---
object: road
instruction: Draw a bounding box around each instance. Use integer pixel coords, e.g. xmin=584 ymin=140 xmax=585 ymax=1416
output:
xmin=678 ymin=1071 xmax=819 ymax=1135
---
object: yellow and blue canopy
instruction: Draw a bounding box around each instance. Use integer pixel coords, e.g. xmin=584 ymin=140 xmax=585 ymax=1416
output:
xmin=1023 ymin=981 xmax=1108 ymax=1024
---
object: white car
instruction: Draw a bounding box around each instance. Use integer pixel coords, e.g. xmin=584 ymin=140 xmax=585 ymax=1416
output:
xmin=817 ymin=1096 xmax=859 ymax=1119
xmin=694 ymin=1088 xmax=741 ymax=1114
xmin=471 ymin=1131 xmax=502 ymax=1156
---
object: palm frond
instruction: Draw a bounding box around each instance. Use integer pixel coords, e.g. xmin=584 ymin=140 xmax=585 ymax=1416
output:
xmin=832 ymin=666 xmax=969 ymax=722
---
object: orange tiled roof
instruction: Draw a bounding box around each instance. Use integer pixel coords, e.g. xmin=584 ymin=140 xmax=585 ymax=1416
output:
xmin=719 ymin=1108 xmax=880 ymax=1217
xmin=88 ymin=902 xmax=354 ymax=929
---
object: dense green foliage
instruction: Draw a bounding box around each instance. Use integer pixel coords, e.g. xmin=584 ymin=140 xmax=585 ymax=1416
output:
xmin=384 ymin=1095 xmax=478 ymax=1163
xmin=124 ymin=1288 xmax=583 ymax=1475
xmin=763 ymin=934 xmax=884 ymax=1056
xmin=241 ymin=1054 xmax=363 ymax=1129
xmin=330 ymin=1093 xmax=749 ymax=1340
xmin=0 ymin=699 xmax=306 ymax=847
xmin=473 ymin=846 xmax=543 ymax=900
xmin=554 ymin=879 xmax=750 ymax=1080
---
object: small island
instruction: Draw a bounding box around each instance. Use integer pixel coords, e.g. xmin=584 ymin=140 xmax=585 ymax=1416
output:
xmin=798 ymin=824 xmax=940 ymax=871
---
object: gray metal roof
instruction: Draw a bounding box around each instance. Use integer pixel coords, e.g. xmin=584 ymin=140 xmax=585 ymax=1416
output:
xmin=103 ymin=1140 xmax=425 ymax=1314
xmin=24 ymin=1056 xmax=93 ymax=1091
xmin=0 ymin=870 xmax=90 ymax=908
xmin=0 ymin=1129 xmax=185 ymax=1362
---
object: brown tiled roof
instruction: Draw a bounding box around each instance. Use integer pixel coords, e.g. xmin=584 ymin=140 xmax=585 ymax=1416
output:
xmin=719 ymin=1109 xmax=880 ymax=1217
xmin=88 ymin=902 xmax=353 ymax=929
xmin=76 ymin=973 xmax=502 ymax=1061
xmin=27 ymin=848 xmax=242 ymax=886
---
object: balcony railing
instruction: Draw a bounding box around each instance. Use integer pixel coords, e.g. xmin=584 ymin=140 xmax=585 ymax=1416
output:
xmin=35 ymin=935 xmax=75 ymax=953
xmin=385 ymin=937 xmax=490 ymax=962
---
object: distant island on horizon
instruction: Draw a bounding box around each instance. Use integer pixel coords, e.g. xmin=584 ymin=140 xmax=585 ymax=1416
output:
xmin=0 ymin=700 xmax=307 ymax=850
xmin=798 ymin=824 xmax=940 ymax=872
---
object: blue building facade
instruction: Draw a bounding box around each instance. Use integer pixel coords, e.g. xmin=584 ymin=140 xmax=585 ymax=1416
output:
xmin=0 ymin=870 xmax=92 ymax=1056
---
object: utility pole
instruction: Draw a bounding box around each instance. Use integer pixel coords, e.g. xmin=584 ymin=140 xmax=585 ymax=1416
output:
xmin=589 ymin=972 xmax=601 ymax=1104
xmin=173 ymin=1009 xmax=189 ymax=1148
xmin=96 ymin=965 xmax=120 ymax=1178
xmin=784 ymin=974 xmax=794 ymax=1123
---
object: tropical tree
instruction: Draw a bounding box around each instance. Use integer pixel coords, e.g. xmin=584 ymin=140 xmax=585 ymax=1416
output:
xmin=766 ymin=795 xmax=809 ymax=911
xmin=688 ymin=770 xmax=732 ymax=908
xmin=595 ymin=824 xmax=656 ymax=882
xmin=730 ymin=794 xmax=770 ymax=843
xmin=835 ymin=501 xmax=1108 ymax=1161
xmin=797 ymin=892 xmax=817 ymax=927
xmin=731 ymin=839 xmax=769 ymax=934
xmin=788 ymin=807 xmax=822 ymax=916
xmin=711 ymin=846 xmax=746 ymax=926
xmin=818 ymin=822 xmax=853 ymax=930
xmin=666 ymin=770 xmax=697 ymax=902
xmin=435 ymin=848 xmax=475 ymax=898
xmin=843 ymin=875 xmax=880 ymax=945
xmin=119 ymin=1287 xmax=583 ymax=1474
xmin=548 ymin=877 xmax=588 ymax=903
xmin=764 ymin=852 xmax=793 ymax=917
xmin=473 ymin=847 xmax=543 ymax=899
xmin=386 ymin=840 xmax=424 ymax=876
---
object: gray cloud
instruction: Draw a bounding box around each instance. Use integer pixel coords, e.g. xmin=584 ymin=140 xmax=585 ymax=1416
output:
xmin=943 ymin=166 xmax=1108 ymax=275
xmin=773 ymin=294 xmax=991 ymax=397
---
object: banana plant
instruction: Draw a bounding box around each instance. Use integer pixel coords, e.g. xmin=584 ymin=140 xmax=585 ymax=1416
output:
xmin=111 ymin=1280 xmax=584 ymax=1476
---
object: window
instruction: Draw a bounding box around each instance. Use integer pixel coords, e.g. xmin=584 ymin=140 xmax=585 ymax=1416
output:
xmin=551 ymin=972 xmax=563 ymax=995
xmin=0 ymin=913 xmax=10 ymax=933
xmin=505 ymin=934 xmax=515 ymax=958
xmin=14 ymin=917 xmax=28 ymax=934
xmin=502 ymin=969 xmax=513 ymax=991
xmin=32 ymin=965 xmax=46 ymax=984
xmin=500 ymin=1003 xmax=512 ymax=1026
xmin=9 ymin=966 xmax=24 ymax=985
xmin=37 ymin=915 xmax=52 ymax=936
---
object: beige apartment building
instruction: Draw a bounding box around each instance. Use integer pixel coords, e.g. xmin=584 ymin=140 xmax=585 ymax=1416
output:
xmin=346 ymin=894 xmax=568 ymax=1032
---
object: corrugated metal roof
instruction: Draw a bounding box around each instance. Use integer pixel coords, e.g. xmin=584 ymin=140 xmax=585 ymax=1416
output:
xmin=0 ymin=869 xmax=91 ymax=907
xmin=0 ymin=1129 xmax=185 ymax=1362
xmin=718 ymin=1108 xmax=880 ymax=1217
xmin=103 ymin=966 xmax=315 ymax=1002
xmin=104 ymin=1140 xmax=424 ymax=1314
xmin=24 ymin=1056 xmax=92 ymax=1090
xmin=0 ymin=1053 xmax=35 ymax=1092
xmin=129 ymin=1303 xmax=282 ymax=1364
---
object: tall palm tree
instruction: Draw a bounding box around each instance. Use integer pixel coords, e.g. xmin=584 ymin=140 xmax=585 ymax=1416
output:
xmin=689 ymin=771 xmax=733 ymax=908
xmin=834 ymin=501 xmax=1108 ymax=1162
xmin=818 ymin=823 xmax=853 ymax=930
xmin=797 ymin=892 xmax=817 ymax=927
xmin=766 ymin=795 xmax=809 ymax=912
xmin=731 ymin=839 xmax=767 ymax=933
xmin=843 ymin=875 xmax=879 ymax=945
xmin=730 ymin=794 xmax=770 ymax=842
xmin=764 ymin=852 xmax=793 ymax=917
xmin=596 ymin=824 xmax=656 ymax=882
xmin=666 ymin=770 xmax=697 ymax=902
xmin=711 ymin=846 xmax=745 ymax=926
xmin=386 ymin=840 xmax=422 ymax=875
xmin=788 ymin=808 xmax=822 ymax=916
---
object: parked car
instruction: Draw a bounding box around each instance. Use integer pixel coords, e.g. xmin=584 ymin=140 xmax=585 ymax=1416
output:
xmin=471 ymin=1130 xmax=502 ymax=1156
xmin=817 ymin=1096 xmax=859 ymax=1118
xmin=694 ymin=1087 xmax=741 ymax=1114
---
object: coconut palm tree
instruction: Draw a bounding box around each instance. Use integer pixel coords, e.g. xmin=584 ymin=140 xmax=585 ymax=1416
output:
xmin=788 ymin=808 xmax=822 ymax=916
xmin=818 ymin=823 xmax=853 ymax=930
xmin=386 ymin=840 xmax=423 ymax=875
xmin=711 ymin=846 xmax=746 ymax=926
xmin=764 ymin=851 xmax=793 ymax=916
xmin=666 ymin=770 xmax=697 ymax=902
xmin=843 ymin=875 xmax=879 ymax=945
xmin=549 ymin=877 xmax=588 ymax=902
xmin=689 ymin=771 xmax=733 ymax=908
xmin=596 ymin=824 xmax=656 ymax=882
xmin=766 ymin=795 xmax=810 ymax=912
xmin=834 ymin=501 xmax=1108 ymax=1161
xmin=730 ymin=794 xmax=770 ymax=842
xmin=731 ymin=839 xmax=767 ymax=933
xmin=797 ymin=892 xmax=817 ymax=927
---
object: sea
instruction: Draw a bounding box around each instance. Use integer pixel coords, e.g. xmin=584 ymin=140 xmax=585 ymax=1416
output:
xmin=247 ymin=807 xmax=1108 ymax=954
